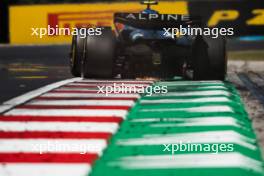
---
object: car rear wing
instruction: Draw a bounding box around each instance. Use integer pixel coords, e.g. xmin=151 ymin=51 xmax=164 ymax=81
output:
xmin=114 ymin=13 xmax=201 ymax=29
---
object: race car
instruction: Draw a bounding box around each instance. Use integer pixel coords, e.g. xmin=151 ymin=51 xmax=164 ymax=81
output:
xmin=70 ymin=0 xmax=226 ymax=80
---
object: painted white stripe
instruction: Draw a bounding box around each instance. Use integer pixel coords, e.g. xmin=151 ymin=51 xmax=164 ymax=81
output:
xmin=0 ymin=78 xmax=81 ymax=113
xmin=152 ymin=90 xmax=232 ymax=97
xmin=68 ymin=83 xmax=150 ymax=86
xmin=80 ymin=79 xmax=153 ymax=83
xmin=5 ymin=109 xmax=128 ymax=118
xmin=56 ymin=87 xmax=99 ymax=91
xmin=140 ymin=97 xmax=232 ymax=104
xmin=193 ymin=86 xmax=228 ymax=89
xmin=0 ymin=139 xmax=106 ymax=154
xmin=156 ymin=81 xmax=224 ymax=86
xmin=130 ymin=116 xmax=239 ymax=123
xmin=0 ymin=163 xmax=91 ymax=176
xmin=161 ymin=84 xmax=226 ymax=88
xmin=0 ymin=105 xmax=11 ymax=115
xmin=56 ymin=87 xmax=98 ymax=91
xmin=0 ymin=121 xmax=118 ymax=133
xmin=112 ymin=153 xmax=263 ymax=173
xmin=41 ymin=93 xmax=140 ymax=98
xmin=27 ymin=100 xmax=135 ymax=106
xmin=149 ymin=117 xmax=242 ymax=128
xmin=56 ymin=87 xmax=147 ymax=92
xmin=117 ymin=131 xmax=256 ymax=150
xmin=141 ymin=106 xmax=234 ymax=113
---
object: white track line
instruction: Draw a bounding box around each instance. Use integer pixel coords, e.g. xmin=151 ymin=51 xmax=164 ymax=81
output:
xmin=140 ymin=106 xmax=234 ymax=113
xmin=5 ymin=109 xmax=128 ymax=118
xmin=189 ymin=86 xmax=228 ymax=89
xmin=0 ymin=139 xmax=106 ymax=154
xmin=0 ymin=121 xmax=118 ymax=133
xmin=152 ymin=90 xmax=232 ymax=97
xmin=55 ymin=87 xmax=147 ymax=92
xmin=0 ymin=78 xmax=82 ymax=113
xmin=140 ymin=97 xmax=232 ymax=104
xmin=156 ymin=81 xmax=224 ymax=85
xmin=67 ymin=83 xmax=149 ymax=86
xmin=40 ymin=93 xmax=140 ymax=98
xmin=0 ymin=78 xmax=146 ymax=113
xmin=112 ymin=153 xmax=263 ymax=172
xmin=27 ymin=100 xmax=135 ymax=106
xmin=80 ymin=80 xmax=153 ymax=83
xmin=0 ymin=164 xmax=91 ymax=176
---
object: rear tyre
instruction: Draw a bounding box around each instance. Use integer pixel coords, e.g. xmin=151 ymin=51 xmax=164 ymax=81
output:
xmin=70 ymin=34 xmax=85 ymax=77
xmin=193 ymin=35 xmax=226 ymax=80
xmin=83 ymin=27 xmax=115 ymax=78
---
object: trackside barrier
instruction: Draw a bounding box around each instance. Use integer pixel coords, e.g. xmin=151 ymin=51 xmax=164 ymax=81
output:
xmin=90 ymin=81 xmax=264 ymax=176
xmin=8 ymin=0 xmax=264 ymax=44
xmin=9 ymin=1 xmax=187 ymax=44
xmin=188 ymin=0 xmax=264 ymax=36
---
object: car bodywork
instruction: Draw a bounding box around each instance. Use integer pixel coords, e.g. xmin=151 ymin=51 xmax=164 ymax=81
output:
xmin=70 ymin=0 xmax=226 ymax=80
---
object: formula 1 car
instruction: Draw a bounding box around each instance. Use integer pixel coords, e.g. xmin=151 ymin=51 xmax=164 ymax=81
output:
xmin=70 ymin=0 xmax=226 ymax=80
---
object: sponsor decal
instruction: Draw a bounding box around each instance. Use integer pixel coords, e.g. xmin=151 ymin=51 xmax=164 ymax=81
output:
xmin=47 ymin=11 xmax=114 ymax=31
xmin=9 ymin=1 xmax=187 ymax=44
xmin=125 ymin=13 xmax=190 ymax=22
xmin=188 ymin=1 xmax=264 ymax=36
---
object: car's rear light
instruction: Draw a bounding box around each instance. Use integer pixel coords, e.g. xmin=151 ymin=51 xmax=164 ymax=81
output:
xmin=115 ymin=22 xmax=125 ymax=31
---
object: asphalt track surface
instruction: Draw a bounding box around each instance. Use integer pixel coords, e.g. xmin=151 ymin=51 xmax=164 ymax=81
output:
xmin=0 ymin=40 xmax=264 ymax=176
xmin=237 ymin=73 xmax=264 ymax=107
xmin=0 ymin=39 xmax=264 ymax=103
xmin=0 ymin=45 xmax=71 ymax=103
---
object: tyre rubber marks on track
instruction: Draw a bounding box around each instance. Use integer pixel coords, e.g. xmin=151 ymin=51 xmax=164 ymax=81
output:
xmin=0 ymin=79 xmax=152 ymax=176
xmin=238 ymin=73 xmax=264 ymax=107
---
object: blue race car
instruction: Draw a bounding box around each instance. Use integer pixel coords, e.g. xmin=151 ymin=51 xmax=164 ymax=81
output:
xmin=70 ymin=0 xmax=226 ymax=80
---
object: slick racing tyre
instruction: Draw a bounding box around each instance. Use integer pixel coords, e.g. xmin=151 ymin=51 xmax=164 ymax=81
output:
xmin=193 ymin=35 xmax=227 ymax=80
xmin=70 ymin=33 xmax=85 ymax=77
xmin=83 ymin=27 xmax=115 ymax=78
